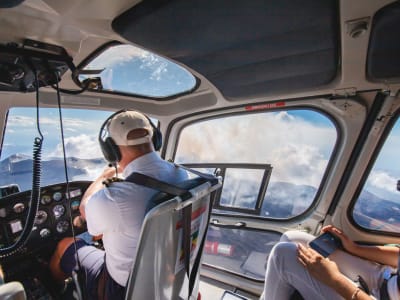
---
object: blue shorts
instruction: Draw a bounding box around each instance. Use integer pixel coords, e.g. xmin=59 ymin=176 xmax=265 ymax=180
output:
xmin=60 ymin=239 xmax=125 ymax=300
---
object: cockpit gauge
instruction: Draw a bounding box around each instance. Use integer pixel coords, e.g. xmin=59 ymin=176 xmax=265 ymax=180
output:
xmin=41 ymin=195 xmax=52 ymax=205
xmin=35 ymin=210 xmax=48 ymax=225
xmin=13 ymin=203 xmax=25 ymax=213
xmin=71 ymin=200 xmax=80 ymax=211
xmin=56 ymin=220 xmax=69 ymax=233
xmin=9 ymin=220 xmax=23 ymax=234
xmin=53 ymin=192 xmax=63 ymax=202
xmin=52 ymin=204 xmax=65 ymax=219
xmin=68 ymin=189 xmax=82 ymax=198
xmin=40 ymin=228 xmax=51 ymax=238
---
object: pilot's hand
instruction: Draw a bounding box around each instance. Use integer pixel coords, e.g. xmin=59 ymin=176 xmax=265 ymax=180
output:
xmin=92 ymin=234 xmax=103 ymax=241
xmin=73 ymin=215 xmax=86 ymax=228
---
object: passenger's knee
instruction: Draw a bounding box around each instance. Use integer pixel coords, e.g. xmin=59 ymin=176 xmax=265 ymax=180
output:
xmin=280 ymin=230 xmax=314 ymax=245
xmin=269 ymin=242 xmax=298 ymax=265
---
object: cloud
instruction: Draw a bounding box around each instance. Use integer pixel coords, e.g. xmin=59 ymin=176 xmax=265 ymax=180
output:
xmin=270 ymin=143 xmax=327 ymax=187
xmin=368 ymin=170 xmax=397 ymax=192
xmin=7 ymin=115 xmax=36 ymax=127
xmin=88 ymin=45 xmax=147 ymax=70
xmin=49 ymin=134 xmax=102 ymax=159
xmin=8 ymin=114 xmax=98 ymax=136
xmin=176 ymin=111 xmax=335 ymax=187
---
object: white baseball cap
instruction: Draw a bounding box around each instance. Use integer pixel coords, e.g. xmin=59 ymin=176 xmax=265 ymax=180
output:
xmin=108 ymin=111 xmax=153 ymax=146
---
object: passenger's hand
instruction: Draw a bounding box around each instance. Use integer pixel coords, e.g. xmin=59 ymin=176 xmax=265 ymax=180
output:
xmin=297 ymin=243 xmax=343 ymax=287
xmin=321 ymin=225 xmax=358 ymax=254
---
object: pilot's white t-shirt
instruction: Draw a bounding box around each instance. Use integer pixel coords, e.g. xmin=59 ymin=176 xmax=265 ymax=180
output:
xmin=85 ymin=152 xmax=188 ymax=286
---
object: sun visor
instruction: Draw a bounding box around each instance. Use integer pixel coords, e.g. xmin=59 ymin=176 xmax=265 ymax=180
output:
xmin=112 ymin=0 xmax=340 ymax=100
xmin=367 ymin=1 xmax=400 ymax=82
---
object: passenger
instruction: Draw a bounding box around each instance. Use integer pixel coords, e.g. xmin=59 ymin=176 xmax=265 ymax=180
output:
xmin=49 ymin=110 xmax=188 ymax=299
xmin=261 ymin=225 xmax=399 ymax=300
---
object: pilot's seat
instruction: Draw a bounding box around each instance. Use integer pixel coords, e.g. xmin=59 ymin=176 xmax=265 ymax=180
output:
xmin=123 ymin=173 xmax=221 ymax=300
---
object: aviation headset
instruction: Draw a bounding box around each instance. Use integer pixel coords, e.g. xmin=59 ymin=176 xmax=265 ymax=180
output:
xmin=98 ymin=109 xmax=162 ymax=165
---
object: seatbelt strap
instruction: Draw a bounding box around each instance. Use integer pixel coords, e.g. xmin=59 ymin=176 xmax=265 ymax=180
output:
xmin=173 ymin=163 xmax=219 ymax=183
xmin=125 ymin=172 xmax=188 ymax=196
xmin=182 ymin=204 xmax=192 ymax=280
xmin=188 ymin=189 xmax=217 ymax=298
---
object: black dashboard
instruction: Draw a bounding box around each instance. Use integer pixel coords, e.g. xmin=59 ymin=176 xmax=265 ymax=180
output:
xmin=0 ymin=181 xmax=91 ymax=257
xmin=0 ymin=181 xmax=93 ymax=299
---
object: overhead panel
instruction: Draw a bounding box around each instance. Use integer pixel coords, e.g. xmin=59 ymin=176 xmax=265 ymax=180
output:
xmin=112 ymin=0 xmax=340 ymax=100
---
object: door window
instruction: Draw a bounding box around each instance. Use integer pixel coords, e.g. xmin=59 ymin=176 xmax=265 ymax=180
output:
xmin=352 ymin=116 xmax=400 ymax=233
xmin=176 ymin=109 xmax=337 ymax=219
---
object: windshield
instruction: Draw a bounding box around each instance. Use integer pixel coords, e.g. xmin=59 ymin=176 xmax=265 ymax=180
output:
xmin=0 ymin=108 xmax=111 ymax=193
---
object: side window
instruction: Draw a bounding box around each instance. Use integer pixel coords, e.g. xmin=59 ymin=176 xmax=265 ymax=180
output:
xmin=176 ymin=109 xmax=337 ymax=219
xmin=352 ymin=116 xmax=400 ymax=233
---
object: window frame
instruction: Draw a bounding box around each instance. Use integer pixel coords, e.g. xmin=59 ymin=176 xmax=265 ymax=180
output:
xmin=184 ymin=163 xmax=272 ymax=215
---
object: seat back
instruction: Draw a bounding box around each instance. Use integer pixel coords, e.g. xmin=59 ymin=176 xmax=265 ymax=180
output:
xmin=124 ymin=176 xmax=221 ymax=300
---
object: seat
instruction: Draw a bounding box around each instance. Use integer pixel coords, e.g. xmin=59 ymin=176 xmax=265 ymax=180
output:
xmin=124 ymin=175 xmax=222 ymax=300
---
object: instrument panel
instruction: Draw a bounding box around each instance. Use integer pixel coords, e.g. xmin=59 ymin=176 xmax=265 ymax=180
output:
xmin=0 ymin=181 xmax=91 ymax=253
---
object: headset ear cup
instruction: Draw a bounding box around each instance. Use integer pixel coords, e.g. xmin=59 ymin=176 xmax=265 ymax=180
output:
xmin=152 ymin=128 xmax=162 ymax=151
xmin=101 ymin=137 xmax=121 ymax=164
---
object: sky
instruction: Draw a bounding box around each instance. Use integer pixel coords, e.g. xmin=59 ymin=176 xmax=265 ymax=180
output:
xmin=81 ymin=44 xmax=196 ymax=98
xmin=2 ymin=108 xmax=110 ymax=160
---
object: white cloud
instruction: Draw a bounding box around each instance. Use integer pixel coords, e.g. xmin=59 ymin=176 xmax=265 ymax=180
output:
xmin=8 ymin=115 xmax=95 ymax=132
xmin=177 ymin=111 xmax=335 ymax=187
xmin=270 ymin=143 xmax=328 ymax=187
xmin=49 ymin=134 xmax=102 ymax=159
xmin=88 ymin=45 xmax=147 ymax=70
xmin=8 ymin=115 xmax=36 ymax=127
xmin=368 ymin=170 xmax=397 ymax=192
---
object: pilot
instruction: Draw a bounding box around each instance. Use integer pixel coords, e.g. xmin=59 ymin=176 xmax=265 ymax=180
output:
xmin=49 ymin=110 xmax=188 ymax=299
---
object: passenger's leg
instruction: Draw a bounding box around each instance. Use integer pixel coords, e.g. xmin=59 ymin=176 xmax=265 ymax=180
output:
xmin=263 ymin=242 xmax=347 ymax=300
xmin=279 ymin=230 xmax=315 ymax=244
xmin=273 ymin=231 xmax=385 ymax=299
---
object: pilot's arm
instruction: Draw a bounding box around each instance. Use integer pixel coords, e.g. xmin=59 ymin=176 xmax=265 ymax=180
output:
xmin=79 ymin=166 xmax=118 ymax=220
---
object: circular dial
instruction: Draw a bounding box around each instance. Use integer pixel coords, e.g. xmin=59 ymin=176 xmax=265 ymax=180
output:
xmin=40 ymin=228 xmax=51 ymax=238
xmin=53 ymin=192 xmax=63 ymax=202
xmin=41 ymin=195 xmax=52 ymax=205
xmin=13 ymin=203 xmax=25 ymax=213
xmin=35 ymin=210 xmax=48 ymax=225
xmin=56 ymin=220 xmax=69 ymax=233
xmin=52 ymin=204 xmax=65 ymax=219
